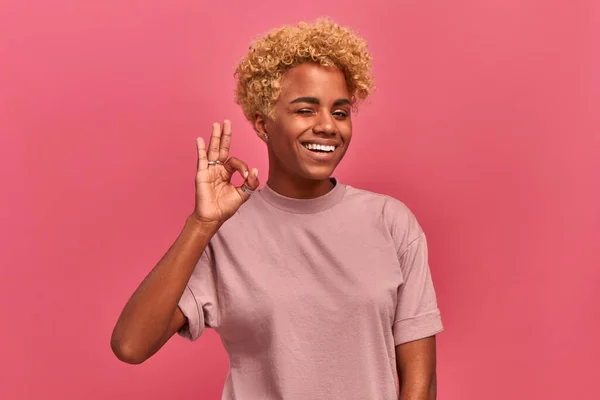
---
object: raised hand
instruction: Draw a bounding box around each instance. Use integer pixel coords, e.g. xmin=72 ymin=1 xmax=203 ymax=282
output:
xmin=191 ymin=120 xmax=260 ymax=225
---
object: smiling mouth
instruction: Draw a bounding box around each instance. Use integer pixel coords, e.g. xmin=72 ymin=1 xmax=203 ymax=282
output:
xmin=302 ymin=143 xmax=337 ymax=153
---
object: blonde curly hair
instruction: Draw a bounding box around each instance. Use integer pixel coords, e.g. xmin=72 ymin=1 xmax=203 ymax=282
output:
xmin=234 ymin=18 xmax=375 ymax=122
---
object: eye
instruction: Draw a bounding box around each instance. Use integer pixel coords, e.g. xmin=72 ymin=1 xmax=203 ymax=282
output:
xmin=333 ymin=110 xmax=349 ymax=118
xmin=296 ymin=109 xmax=315 ymax=115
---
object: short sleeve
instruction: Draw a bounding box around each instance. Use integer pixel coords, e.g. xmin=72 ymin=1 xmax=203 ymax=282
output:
xmin=393 ymin=232 xmax=443 ymax=345
xmin=177 ymin=245 xmax=219 ymax=341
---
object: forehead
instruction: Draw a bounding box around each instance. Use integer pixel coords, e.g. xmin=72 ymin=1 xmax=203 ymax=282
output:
xmin=278 ymin=63 xmax=350 ymax=101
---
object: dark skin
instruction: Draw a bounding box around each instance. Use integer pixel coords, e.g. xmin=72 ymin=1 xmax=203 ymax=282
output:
xmin=111 ymin=61 xmax=438 ymax=399
xmin=254 ymin=62 xmax=353 ymax=199
xmin=255 ymin=62 xmax=438 ymax=399
xmin=396 ymin=336 xmax=438 ymax=400
xmin=111 ymin=120 xmax=261 ymax=364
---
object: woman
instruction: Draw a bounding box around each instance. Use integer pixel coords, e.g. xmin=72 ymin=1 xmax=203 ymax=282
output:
xmin=111 ymin=18 xmax=443 ymax=400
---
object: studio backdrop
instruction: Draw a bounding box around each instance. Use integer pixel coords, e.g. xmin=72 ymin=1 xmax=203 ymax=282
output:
xmin=1 ymin=0 xmax=598 ymax=399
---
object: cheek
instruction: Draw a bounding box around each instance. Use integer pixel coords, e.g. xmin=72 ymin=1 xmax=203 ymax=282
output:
xmin=341 ymin=124 xmax=352 ymax=143
xmin=269 ymin=121 xmax=298 ymax=152
xmin=273 ymin=118 xmax=303 ymax=142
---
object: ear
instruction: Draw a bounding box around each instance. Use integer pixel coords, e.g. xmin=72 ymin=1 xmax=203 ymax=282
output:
xmin=254 ymin=112 xmax=270 ymax=142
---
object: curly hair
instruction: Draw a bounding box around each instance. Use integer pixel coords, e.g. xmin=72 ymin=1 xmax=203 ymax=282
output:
xmin=234 ymin=18 xmax=375 ymax=122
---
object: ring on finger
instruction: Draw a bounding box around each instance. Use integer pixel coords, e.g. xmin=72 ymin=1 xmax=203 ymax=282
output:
xmin=241 ymin=184 xmax=254 ymax=195
xmin=207 ymin=160 xmax=223 ymax=166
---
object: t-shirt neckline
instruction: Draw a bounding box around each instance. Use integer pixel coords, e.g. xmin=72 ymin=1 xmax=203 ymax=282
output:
xmin=257 ymin=177 xmax=346 ymax=214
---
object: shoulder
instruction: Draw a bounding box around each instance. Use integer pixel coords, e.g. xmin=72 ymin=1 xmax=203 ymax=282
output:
xmin=343 ymin=184 xmax=423 ymax=249
xmin=343 ymin=185 xmax=416 ymax=221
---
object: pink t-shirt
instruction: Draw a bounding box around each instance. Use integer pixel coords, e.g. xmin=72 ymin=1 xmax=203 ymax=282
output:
xmin=178 ymin=178 xmax=443 ymax=399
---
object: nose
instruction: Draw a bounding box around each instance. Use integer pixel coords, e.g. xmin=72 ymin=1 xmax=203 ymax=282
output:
xmin=313 ymin=113 xmax=338 ymax=135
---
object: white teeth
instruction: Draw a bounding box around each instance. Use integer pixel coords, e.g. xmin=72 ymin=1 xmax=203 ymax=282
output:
xmin=303 ymin=143 xmax=336 ymax=152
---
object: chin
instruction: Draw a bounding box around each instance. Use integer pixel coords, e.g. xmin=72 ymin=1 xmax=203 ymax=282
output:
xmin=302 ymin=165 xmax=337 ymax=181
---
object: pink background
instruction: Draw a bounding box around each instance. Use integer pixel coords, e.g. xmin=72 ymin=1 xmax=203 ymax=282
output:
xmin=1 ymin=0 xmax=599 ymax=399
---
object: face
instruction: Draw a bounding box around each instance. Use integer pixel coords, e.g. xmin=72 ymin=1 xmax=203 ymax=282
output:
xmin=255 ymin=62 xmax=352 ymax=187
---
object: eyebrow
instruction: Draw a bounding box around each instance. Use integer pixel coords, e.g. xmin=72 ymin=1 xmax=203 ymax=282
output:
xmin=289 ymin=97 xmax=351 ymax=107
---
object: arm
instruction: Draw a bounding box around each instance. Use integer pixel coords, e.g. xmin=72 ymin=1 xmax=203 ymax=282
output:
xmin=110 ymin=216 xmax=220 ymax=364
xmin=396 ymin=336 xmax=438 ymax=400
xmin=111 ymin=121 xmax=259 ymax=364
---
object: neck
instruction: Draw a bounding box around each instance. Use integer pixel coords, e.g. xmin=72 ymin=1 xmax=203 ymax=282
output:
xmin=266 ymin=172 xmax=334 ymax=199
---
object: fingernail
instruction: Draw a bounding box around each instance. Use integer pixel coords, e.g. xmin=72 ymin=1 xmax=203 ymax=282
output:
xmin=244 ymin=170 xmax=249 ymax=178
xmin=254 ymin=168 xmax=259 ymax=178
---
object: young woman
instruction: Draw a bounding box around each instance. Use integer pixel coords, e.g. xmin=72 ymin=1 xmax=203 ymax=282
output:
xmin=111 ymin=18 xmax=443 ymax=400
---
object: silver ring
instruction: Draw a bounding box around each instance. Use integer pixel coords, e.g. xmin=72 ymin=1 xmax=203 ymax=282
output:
xmin=207 ymin=160 xmax=222 ymax=166
xmin=240 ymin=185 xmax=254 ymax=195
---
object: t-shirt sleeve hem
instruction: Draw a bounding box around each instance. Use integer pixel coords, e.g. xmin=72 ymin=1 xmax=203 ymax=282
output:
xmin=393 ymin=309 xmax=443 ymax=345
xmin=177 ymin=285 xmax=204 ymax=341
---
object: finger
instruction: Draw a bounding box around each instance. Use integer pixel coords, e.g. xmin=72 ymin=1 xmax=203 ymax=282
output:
xmin=196 ymin=137 xmax=208 ymax=172
xmin=223 ymin=157 xmax=249 ymax=180
xmin=238 ymin=168 xmax=260 ymax=199
xmin=219 ymin=120 xmax=232 ymax=162
xmin=207 ymin=122 xmax=222 ymax=161
xmin=244 ymin=168 xmax=260 ymax=190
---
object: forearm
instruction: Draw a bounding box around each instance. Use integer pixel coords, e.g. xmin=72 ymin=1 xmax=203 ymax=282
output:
xmin=399 ymin=374 xmax=436 ymax=400
xmin=111 ymin=215 xmax=219 ymax=361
